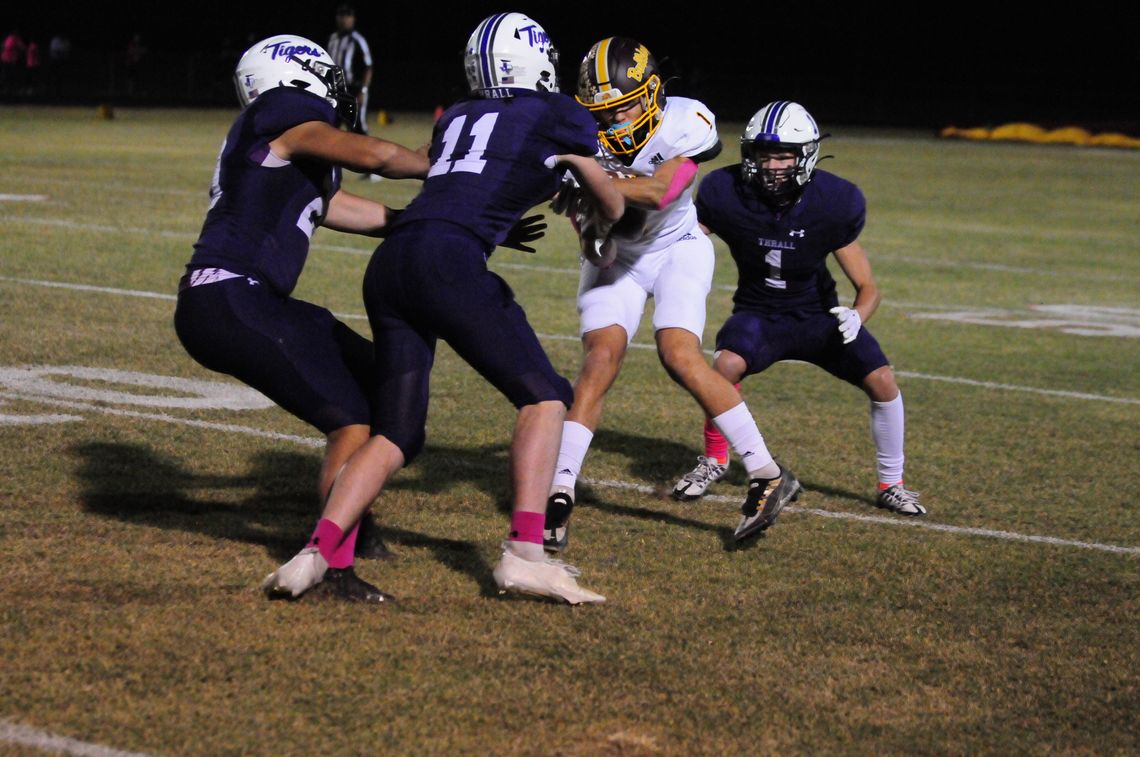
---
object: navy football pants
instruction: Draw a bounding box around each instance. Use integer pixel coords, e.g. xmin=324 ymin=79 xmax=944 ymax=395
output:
xmin=362 ymin=222 xmax=573 ymax=464
xmin=174 ymin=276 xmax=373 ymax=434
xmin=715 ymin=309 xmax=890 ymax=386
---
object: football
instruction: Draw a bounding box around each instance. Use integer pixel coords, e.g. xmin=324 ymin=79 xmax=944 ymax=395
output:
xmin=611 ymin=205 xmax=649 ymax=239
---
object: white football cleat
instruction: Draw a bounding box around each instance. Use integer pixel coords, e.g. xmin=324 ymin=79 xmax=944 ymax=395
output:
xmin=876 ymin=484 xmax=926 ymax=516
xmin=672 ymin=456 xmax=729 ymax=501
xmin=262 ymin=547 xmax=328 ymax=599
xmin=493 ymin=545 xmax=605 ymax=605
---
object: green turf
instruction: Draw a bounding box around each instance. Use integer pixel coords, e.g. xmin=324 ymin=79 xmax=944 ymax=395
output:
xmin=0 ymin=106 xmax=1136 ymax=756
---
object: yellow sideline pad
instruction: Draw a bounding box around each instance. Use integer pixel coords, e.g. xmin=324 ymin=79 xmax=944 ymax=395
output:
xmin=941 ymin=122 xmax=1140 ymax=148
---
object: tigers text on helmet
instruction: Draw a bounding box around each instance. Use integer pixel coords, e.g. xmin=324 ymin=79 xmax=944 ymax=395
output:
xmin=740 ymin=101 xmax=825 ymax=206
xmin=464 ymin=13 xmax=559 ymax=99
xmin=576 ymin=37 xmax=664 ymax=156
xmin=233 ymin=35 xmax=357 ymax=127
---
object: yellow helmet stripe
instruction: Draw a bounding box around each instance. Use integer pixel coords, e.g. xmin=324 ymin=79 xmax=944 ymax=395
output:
xmin=594 ymin=37 xmax=613 ymax=89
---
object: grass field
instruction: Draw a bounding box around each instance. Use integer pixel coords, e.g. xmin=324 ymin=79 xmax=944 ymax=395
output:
xmin=0 ymin=106 xmax=1137 ymax=756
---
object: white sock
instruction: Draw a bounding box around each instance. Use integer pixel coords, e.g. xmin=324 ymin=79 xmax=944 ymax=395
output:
xmin=551 ymin=421 xmax=593 ymax=491
xmin=870 ymin=393 xmax=905 ymax=486
xmin=506 ymin=540 xmax=545 ymax=561
xmin=711 ymin=402 xmax=779 ymax=479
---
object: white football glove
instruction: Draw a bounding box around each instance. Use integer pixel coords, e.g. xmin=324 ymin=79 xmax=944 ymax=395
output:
xmin=829 ymin=306 xmax=862 ymax=344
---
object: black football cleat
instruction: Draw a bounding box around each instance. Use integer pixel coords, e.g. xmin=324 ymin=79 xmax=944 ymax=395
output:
xmin=543 ymin=486 xmax=575 ymax=553
xmin=308 ymin=566 xmax=395 ymax=604
xmin=354 ymin=511 xmax=393 ymax=560
xmin=734 ymin=465 xmax=802 ymax=541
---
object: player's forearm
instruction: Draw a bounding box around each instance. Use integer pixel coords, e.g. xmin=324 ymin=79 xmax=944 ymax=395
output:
xmin=851 ymin=283 xmax=881 ymax=323
xmin=617 ymin=157 xmax=697 ymax=210
xmin=368 ymin=141 xmax=430 ymax=179
xmin=556 ymin=154 xmax=624 ymax=223
xmin=274 ymin=122 xmax=429 ymax=179
xmin=322 ymin=190 xmax=392 ymax=237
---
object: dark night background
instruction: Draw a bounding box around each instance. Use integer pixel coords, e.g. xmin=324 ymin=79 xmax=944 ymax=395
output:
xmin=5 ymin=3 xmax=1138 ymax=132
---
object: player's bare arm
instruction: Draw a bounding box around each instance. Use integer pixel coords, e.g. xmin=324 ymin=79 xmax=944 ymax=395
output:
xmin=321 ymin=189 xmax=395 ymax=237
xmin=613 ymin=156 xmax=699 ymax=210
xmin=833 ymin=240 xmax=881 ymax=322
xmin=269 ymin=121 xmax=430 ymax=179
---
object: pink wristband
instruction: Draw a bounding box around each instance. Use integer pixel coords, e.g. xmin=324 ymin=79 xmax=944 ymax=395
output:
xmin=658 ymin=159 xmax=699 ymax=209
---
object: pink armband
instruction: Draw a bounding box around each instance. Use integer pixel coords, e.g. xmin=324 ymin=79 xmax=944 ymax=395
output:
xmin=658 ymin=158 xmax=699 ymax=209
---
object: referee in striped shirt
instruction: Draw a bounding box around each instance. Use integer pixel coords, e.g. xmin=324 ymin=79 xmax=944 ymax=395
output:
xmin=328 ymin=4 xmax=379 ymax=179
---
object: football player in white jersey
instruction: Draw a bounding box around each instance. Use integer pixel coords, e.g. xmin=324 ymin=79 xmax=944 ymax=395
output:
xmin=544 ymin=37 xmax=801 ymax=551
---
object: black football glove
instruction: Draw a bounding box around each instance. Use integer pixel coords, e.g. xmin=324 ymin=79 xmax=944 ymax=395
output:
xmin=500 ymin=213 xmax=547 ymax=253
xmin=378 ymin=207 xmax=403 ymax=238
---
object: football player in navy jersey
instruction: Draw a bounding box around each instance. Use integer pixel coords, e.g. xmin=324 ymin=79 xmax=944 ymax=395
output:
xmin=671 ymin=101 xmax=925 ymax=517
xmin=262 ymin=13 xmax=623 ymax=605
xmin=174 ymin=35 xmax=433 ymax=596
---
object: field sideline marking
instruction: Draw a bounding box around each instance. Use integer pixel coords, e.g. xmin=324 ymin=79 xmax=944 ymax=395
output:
xmin=5 ymin=213 xmax=1137 ymax=283
xmin=2 ymin=275 xmax=1137 ymax=406
xmin=2 ymin=389 xmax=1136 ymax=556
xmin=0 ymin=719 xmax=156 ymax=757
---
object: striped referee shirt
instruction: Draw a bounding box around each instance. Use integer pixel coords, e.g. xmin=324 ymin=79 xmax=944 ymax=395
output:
xmin=327 ymin=30 xmax=373 ymax=88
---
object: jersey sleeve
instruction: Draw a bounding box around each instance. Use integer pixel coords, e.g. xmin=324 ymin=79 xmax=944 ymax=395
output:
xmin=667 ymin=98 xmax=720 ymax=160
xmin=250 ymin=88 xmax=336 ymax=139
xmin=544 ymin=94 xmax=602 ymax=158
xmin=694 ymin=167 xmax=732 ymax=234
xmin=835 ymin=181 xmax=867 ymax=247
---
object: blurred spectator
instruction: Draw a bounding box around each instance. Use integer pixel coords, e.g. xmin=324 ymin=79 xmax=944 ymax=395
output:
xmin=125 ymin=33 xmax=146 ymax=95
xmin=48 ymin=33 xmax=71 ymax=97
xmin=49 ymin=33 xmax=70 ymax=63
xmin=2 ymin=28 xmax=27 ymax=93
xmin=25 ymin=39 xmax=41 ymax=93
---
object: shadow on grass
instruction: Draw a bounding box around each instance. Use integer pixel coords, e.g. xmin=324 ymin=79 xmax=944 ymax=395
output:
xmin=72 ymin=425 xmax=780 ymax=567
xmin=590 ymin=427 xmax=699 ymax=486
xmin=71 ymin=440 xmax=513 ymax=569
xmin=375 ymin=526 xmax=498 ymax=598
xmin=73 ymin=441 xmax=323 ymax=560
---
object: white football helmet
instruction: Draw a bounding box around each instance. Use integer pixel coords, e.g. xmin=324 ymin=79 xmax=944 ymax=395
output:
xmin=740 ymin=101 xmax=825 ymax=205
xmin=464 ymin=13 xmax=559 ymax=98
xmin=233 ymin=35 xmax=356 ymax=125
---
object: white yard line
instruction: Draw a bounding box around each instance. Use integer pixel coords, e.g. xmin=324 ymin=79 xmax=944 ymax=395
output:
xmin=4 ymin=213 xmax=1136 ymax=283
xmin=1 ymin=390 xmax=1136 ymax=556
xmin=0 ymin=719 xmax=157 ymax=757
xmin=0 ymin=194 xmax=48 ymax=202
xmin=2 ymin=275 xmax=1137 ymax=406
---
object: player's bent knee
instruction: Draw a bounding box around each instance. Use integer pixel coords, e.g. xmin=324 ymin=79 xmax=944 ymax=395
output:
xmin=506 ymin=371 xmax=574 ymax=410
xmin=392 ymin=428 xmax=426 ymax=466
xmin=863 ymin=365 xmax=899 ymax=402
